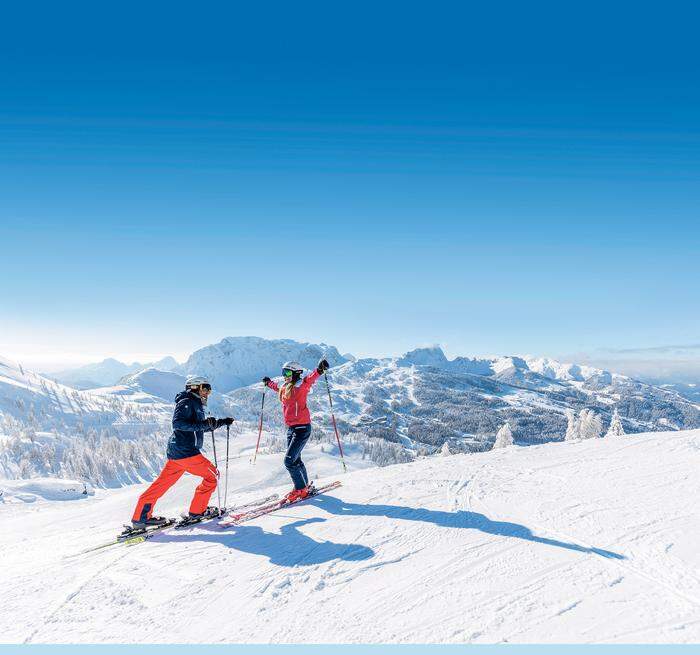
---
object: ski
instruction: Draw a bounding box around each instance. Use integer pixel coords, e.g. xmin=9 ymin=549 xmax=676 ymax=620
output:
xmin=115 ymin=519 xmax=179 ymax=544
xmin=174 ymin=506 xmax=226 ymax=529
xmin=219 ymin=481 xmax=342 ymax=527
xmin=174 ymin=493 xmax=281 ymax=529
xmin=74 ymin=518 xmax=179 ymax=555
xmin=71 ymin=493 xmax=280 ymax=556
xmin=229 ymin=493 xmax=280 ymax=514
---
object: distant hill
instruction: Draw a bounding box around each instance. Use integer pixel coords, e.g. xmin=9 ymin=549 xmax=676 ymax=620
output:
xmin=49 ymin=356 xmax=179 ymax=390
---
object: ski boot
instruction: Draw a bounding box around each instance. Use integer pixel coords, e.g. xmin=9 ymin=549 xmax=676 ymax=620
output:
xmin=175 ymin=506 xmax=222 ymax=528
xmin=131 ymin=515 xmax=169 ymax=530
xmin=283 ymin=484 xmax=314 ymax=504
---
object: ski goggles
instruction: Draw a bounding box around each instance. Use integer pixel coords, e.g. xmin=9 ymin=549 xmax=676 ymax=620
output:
xmin=282 ymin=369 xmax=295 ymax=378
xmin=200 ymin=383 xmax=212 ymax=391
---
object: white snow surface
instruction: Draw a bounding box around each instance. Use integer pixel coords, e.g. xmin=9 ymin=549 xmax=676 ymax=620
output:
xmin=1 ymin=477 xmax=95 ymax=503
xmin=1 ymin=429 xmax=699 ymax=644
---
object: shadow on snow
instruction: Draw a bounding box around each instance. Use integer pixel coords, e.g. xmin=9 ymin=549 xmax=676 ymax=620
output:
xmin=312 ymin=495 xmax=626 ymax=560
xmin=156 ymin=516 xmax=375 ymax=567
xmin=155 ymin=494 xmax=624 ymax=566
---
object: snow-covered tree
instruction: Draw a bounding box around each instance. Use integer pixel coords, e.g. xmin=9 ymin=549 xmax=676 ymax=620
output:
xmin=440 ymin=441 xmax=452 ymax=456
xmin=564 ymin=409 xmax=578 ymax=441
xmin=565 ymin=409 xmax=602 ymax=441
xmin=492 ymin=422 xmax=514 ymax=449
xmin=605 ymin=408 xmax=625 ymax=437
xmin=578 ymin=409 xmax=603 ymax=440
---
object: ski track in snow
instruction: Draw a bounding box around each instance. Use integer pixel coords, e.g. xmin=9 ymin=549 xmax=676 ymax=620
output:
xmin=1 ymin=429 xmax=699 ymax=643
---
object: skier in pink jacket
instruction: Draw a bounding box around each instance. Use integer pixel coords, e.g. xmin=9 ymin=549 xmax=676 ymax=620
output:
xmin=263 ymin=358 xmax=329 ymax=502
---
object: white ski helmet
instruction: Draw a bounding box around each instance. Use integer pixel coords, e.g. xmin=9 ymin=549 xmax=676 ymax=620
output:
xmin=281 ymin=361 xmax=303 ymax=377
xmin=185 ymin=375 xmax=211 ymax=389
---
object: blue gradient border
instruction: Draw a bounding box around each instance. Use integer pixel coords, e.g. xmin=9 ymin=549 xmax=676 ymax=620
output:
xmin=1 ymin=646 xmax=700 ymax=654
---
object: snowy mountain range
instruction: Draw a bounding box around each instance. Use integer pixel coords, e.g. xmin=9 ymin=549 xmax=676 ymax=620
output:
xmin=48 ymin=337 xmax=347 ymax=392
xmin=174 ymin=336 xmax=348 ymax=392
xmin=50 ymin=356 xmax=179 ymax=389
xmin=2 ymin=338 xmax=700 ymax=484
xmin=225 ymin=345 xmax=700 ymax=460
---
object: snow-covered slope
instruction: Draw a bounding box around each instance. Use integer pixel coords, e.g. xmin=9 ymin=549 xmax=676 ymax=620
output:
xmin=0 ymin=355 xmax=169 ymax=430
xmin=1 ymin=477 xmax=94 ymax=503
xmin=0 ymin=355 xmax=171 ymax=483
xmin=1 ymin=428 xmax=698 ymax=644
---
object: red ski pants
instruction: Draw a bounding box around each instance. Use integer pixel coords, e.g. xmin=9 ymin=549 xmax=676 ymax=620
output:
xmin=132 ymin=453 xmax=218 ymax=522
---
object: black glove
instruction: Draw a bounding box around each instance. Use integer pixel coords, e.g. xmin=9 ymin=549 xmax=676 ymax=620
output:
xmin=262 ymin=376 xmax=272 ymax=385
xmin=206 ymin=417 xmax=217 ymax=430
xmin=218 ymin=417 xmax=234 ymax=427
xmin=317 ymin=359 xmax=330 ymax=374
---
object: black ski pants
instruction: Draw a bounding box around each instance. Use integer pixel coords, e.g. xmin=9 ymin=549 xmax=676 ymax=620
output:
xmin=284 ymin=423 xmax=311 ymax=489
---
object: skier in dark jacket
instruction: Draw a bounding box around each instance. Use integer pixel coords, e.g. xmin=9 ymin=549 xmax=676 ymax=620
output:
xmin=262 ymin=358 xmax=330 ymax=503
xmin=130 ymin=376 xmax=234 ymax=527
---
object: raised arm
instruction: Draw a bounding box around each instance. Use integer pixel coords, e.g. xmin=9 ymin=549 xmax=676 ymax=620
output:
xmin=301 ymin=368 xmax=321 ymax=389
xmin=303 ymin=358 xmax=330 ymax=389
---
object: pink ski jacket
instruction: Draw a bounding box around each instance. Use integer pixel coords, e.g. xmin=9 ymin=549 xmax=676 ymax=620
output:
xmin=266 ymin=369 xmax=321 ymax=426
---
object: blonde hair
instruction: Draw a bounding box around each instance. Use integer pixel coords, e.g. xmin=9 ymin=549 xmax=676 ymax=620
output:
xmin=279 ymin=381 xmax=295 ymax=401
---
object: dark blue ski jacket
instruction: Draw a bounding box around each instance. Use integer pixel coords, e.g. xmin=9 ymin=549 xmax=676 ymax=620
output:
xmin=166 ymin=390 xmax=210 ymax=460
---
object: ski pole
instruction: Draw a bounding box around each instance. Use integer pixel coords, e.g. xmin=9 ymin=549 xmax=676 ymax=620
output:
xmin=252 ymin=386 xmax=266 ymax=465
xmin=224 ymin=424 xmax=230 ymax=509
xmin=211 ymin=428 xmax=222 ymax=512
xmin=324 ymin=371 xmax=347 ymax=473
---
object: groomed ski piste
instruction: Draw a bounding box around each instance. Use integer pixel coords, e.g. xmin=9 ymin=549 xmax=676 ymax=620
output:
xmin=1 ymin=428 xmax=699 ymax=644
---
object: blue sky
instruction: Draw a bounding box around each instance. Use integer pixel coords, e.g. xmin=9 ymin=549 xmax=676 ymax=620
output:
xmin=1 ymin=2 xmax=699 ymax=376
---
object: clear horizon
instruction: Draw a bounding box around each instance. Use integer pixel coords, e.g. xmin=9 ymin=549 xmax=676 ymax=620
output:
xmin=4 ymin=334 xmax=698 ymax=385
